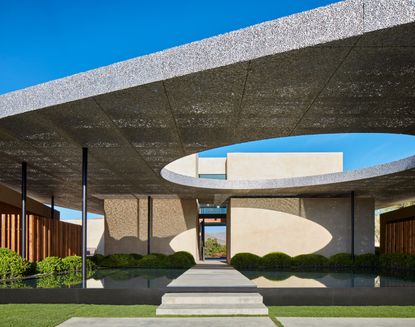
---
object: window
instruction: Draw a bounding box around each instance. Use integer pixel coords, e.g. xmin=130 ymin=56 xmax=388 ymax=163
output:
xmin=198 ymin=174 xmax=226 ymax=180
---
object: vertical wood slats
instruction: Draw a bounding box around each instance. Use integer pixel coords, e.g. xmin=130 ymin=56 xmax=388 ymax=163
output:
xmin=382 ymin=217 xmax=415 ymax=255
xmin=0 ymin=214 xmax=81 ymax=261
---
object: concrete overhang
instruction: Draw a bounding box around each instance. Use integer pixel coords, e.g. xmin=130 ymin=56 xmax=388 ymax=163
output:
xmin=0 ymin=0 xmax=414 ymax=212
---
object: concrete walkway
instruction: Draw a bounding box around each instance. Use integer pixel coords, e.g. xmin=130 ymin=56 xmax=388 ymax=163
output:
xmin=167 ymin=263 xmax=256 ymax=288
xmin=58 ymin=317 xmax=275 ymax=326
xmin=278 ymin=317 xmax=415 ymax=327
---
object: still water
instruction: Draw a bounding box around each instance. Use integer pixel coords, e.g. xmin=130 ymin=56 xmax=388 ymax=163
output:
xmin=1 ymin=268 xmax=185 ymax=289
xmin=2 ymin=268 xmax=415 ymax=288
xmin=242 ymin=271 xmax=415 ymax=288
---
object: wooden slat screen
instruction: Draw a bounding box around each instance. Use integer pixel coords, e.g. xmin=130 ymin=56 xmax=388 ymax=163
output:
xmin=382 ymin=217 xmax=415 ymax=255
xmin=0 ymin=214 xmax=81 ymax=261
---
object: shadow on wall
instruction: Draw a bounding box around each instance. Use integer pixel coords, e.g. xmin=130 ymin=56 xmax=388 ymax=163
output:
xmin=103 ymin=198 xmax=198 ymax=256
xmin=103 ymin=230 xmax=197 ymax=256
xmin=230 ymin=197 xmax=374 ymax=257
xmin=96 ymin=233 xmax=105 ymax=255
xmin=104 ymin=235 xmax=173 ymax=256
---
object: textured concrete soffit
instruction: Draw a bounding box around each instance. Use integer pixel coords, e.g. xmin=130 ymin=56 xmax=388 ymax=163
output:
xmin=1 ymin=0 xmax=415 ymax=118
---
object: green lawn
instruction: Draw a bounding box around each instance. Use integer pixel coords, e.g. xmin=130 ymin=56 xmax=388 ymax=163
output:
xmin=269 ymin=306 xmax=415 ymax=318
xmin=1 ymin=304 xmax=415 ymax=327
xmin=0 ymin=304 xmax=157 ymax=327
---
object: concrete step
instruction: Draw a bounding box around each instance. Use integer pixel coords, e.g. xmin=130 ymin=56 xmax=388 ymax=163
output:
xmin=156 ymin=303 xmax=269 ymax=316
xmin=161 ymin=293 xmax=263 ymax=305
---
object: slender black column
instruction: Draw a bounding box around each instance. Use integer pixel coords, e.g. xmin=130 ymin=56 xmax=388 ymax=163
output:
xmin=81 ymin=148 xmax=88 ymax=288
xmin=201 ymin=219 xmax=205 ymax=260
xmin=351 ymin=191 xmax=355 ymax=261
xmin=21 ymin=162 xmax=27 ymax=259
xmin=147 ymin=196 xmax=152 ymax=255
xmin=51 ymin=195 xmax=55 ymax=220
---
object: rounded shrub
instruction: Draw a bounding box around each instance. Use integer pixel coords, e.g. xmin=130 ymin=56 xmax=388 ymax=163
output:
xmin=0 ymin=248 xmax=30 ymax=279
xmin=261 ymin=252 xmax=291 ymax=270
xmin=62 ymin=256 xmax=95 ymax=273
xmin=137 ymin=254 xmax=168 ymax=268
xmin=231 ymin=253 xmax=261 ymax=270
xmin=166 ymin=251 xmax=195 ymax=269
xmin=37 ymin=256 xmax=64 ymax=274
xmin=354 ymin=253 xmax=379 ymax=269
xmin=62 ymin=256 xmax=82 ymax=273
xmin=292 ymin=254 xmax=329 ymax=268
xmin=329 ymin=253 xmax=354 ymax=268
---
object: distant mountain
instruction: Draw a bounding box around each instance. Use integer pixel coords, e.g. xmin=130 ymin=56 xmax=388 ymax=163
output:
xmin=205 ymin=232 xmax=226 ymax=245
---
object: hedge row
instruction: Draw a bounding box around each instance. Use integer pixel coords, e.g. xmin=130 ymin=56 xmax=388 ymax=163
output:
xmin=0 ymin=248 xmax=95 ymax=280
xmin=90 ymin=251 xmax=195 ymax=269
xmin=1 ymin=248 xmax=196 ymax=280
xmin=230 ymin=252 xmax=415 ymax=271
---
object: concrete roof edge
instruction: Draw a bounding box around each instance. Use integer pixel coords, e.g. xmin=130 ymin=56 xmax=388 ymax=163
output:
xmin=0 ymin=0 xmax=413 ymax=121
xmin=161 ymin=155 xmax=415 ymax=191
xmin=0 ymin=0 xmax=365 ymax=118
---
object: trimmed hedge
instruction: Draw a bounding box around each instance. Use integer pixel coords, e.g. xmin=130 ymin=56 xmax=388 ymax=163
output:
xmin=329 ymin=253 xmax=354 ymax=268
xmin=37 ymin=256 xmax=64 ymax=274
xmin=166 ymin=251 xmax=196 ymax=269
xmin=100 ymin=253 xmax=142 ymax=268
xmin=355 ymin=253 xmax=379 ymax=269
xmin=62 ymin=256 xmax=96 ymax=273
xmin=136 ymin=254 xmax=168 ymax=268
xmin=0 ymin=248 xmax=30 ymax=279
xmin=230 ymin=253 xmax=261 ymax=270
xmin=230 ymin=251 xmax=415 ymax=272
xmin=292 ymin=254 xmax=329 ymax=268
xmin=94 ymin=252 xmax=195 ymax=269
xmin=261 ymin=252 xmax=291 ymax=269
xmin=379 ymin=253 xmax=415 ymax=270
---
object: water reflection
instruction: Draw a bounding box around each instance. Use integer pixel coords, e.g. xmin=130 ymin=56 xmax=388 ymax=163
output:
xmin=91 ymin=268 xmax=185 ymax=289
xmin=242 ymin=271 xmax=415 ymax=288
xmin=1 ymin=268 xmax=185 ymax=289
xmin=3 ymin=269 xmax=415 ymax=289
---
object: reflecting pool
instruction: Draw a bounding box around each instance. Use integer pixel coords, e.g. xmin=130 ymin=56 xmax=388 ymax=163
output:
xmin=2 ymin=269 xmax=415 ymax=288
xmin=242 ymin=271 xmax=415 ymax=288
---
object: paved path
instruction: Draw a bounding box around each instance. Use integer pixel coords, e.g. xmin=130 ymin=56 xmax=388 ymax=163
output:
xmin=58 ymin=317 xmax=275 ymax=326
xmin=278 ymin=317 xmax=415 ymax=327
xmin=167 ymin=263 xmax=256 ymax=288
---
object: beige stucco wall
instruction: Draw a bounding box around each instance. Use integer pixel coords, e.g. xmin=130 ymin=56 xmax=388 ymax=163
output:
xmin=198 ymin=157 xmax=226 ymax=175
xmin=227 ymin=153 xmax=343 ymax=180
xmin=229 ymin=197 xmax=374 ymax=258
xmin=164 ymin=154 xmax=197 ymax=177
xmin=68 ymin=218 xmax=105 ymax=255
xmin=104 ymin=198 xmax=198 ymax=258
xmin=104 ymin=198 xmax=148 ymax=255
xmin=151 ymin=198 xmax=198 ymax=258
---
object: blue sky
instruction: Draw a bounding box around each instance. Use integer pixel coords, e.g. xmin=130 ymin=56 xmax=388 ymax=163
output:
xmin=0 ymin=0 xmax=340 ymax=94
xmin=2 ymin=0 xmax=413 ymax=220
xmin=200 ymin=133 xmax=415 ymax=171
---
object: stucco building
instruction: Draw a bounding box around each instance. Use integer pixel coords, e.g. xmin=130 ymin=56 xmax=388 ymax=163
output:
xmin=0 ymin=0 xmax=414 ymax=264
xmin=102 ymin=152 xmax=374 ymax=261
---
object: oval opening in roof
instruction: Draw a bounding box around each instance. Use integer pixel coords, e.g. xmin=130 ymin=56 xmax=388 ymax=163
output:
xmin=161 ymin=133 xmax=415 ymax=187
